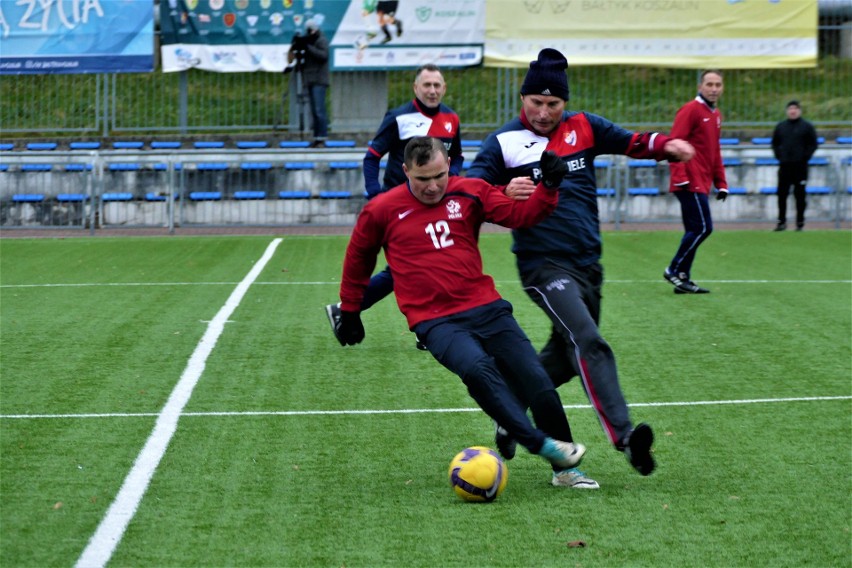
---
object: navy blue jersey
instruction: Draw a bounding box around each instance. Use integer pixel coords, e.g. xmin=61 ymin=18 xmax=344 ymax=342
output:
xmin=363 ymin=99 xmax=463 ymax=197
xmin=467 ymin=111 xmax=670 ymax=271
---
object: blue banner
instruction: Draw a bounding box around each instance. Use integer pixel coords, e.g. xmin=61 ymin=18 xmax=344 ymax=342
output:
xmin=0 ymin=0 xmax=155 ymax=75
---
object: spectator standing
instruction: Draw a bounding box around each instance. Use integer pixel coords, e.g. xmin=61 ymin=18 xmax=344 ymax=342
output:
xmin=288 ymin=15 xmax=329 ymax=148
xmin=664 ymin=69 xmax=728 ymax=295
xmin=326 ymin=64 xmax=463 ymax=348
xmin=771 ymin=100 xmax=818 ymax=232
xmin=467 ymin=48 xmax=695 ymax=476
xmin=334 ymin=136 xmax=598 ymax=489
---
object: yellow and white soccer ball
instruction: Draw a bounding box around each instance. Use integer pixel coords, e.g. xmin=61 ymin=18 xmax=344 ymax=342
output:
xmin=448 ymin=446 xmax=508 ymax=502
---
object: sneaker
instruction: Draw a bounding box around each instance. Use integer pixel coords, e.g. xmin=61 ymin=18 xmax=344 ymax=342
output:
xmin=494 ymin=423 xmax=517 ymax=461
xmin=774 ymin=222 xmax=786 ymax=232
xmin=539 ymin=437 xmax=585 ymax=469
xmin=552 ymin=468 xmax=600 ymax=489
xmin=624 ymin=423 xmax=655 ymax=476
xmin=414 ymin=334 xmax=428 ymax=351
xmin=325 ymin=303 xmax=344 ymax=346
xmin=673 ymin=280 xmax=710 ymax=294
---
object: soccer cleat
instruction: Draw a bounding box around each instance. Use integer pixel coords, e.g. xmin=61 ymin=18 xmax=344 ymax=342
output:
xmin=552 ymin=468 xmax=600 ymax=489
xmin=325 ymin=303 xmax=345 ymax=346
xmin=774 ymin=222 xmax=786 ymax=232
xmin=414 ymin=334 xmax=428 ymax=351
xmin=624 ymin=423 xmax=655 ymax=476
xmin=539 ymin=437 xmax=585 ymax=469
xmin=666 ymin=269 xmax=709 ymax=294
xmin=494 ymin=423 xmax=517 ymax=461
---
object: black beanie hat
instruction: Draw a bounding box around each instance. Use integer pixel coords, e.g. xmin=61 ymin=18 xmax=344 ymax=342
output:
xmin=520 ymin=48 xmax=569 ymax=101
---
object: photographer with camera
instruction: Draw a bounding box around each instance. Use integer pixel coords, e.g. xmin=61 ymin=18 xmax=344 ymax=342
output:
xmin=286 ymin=14 xmax=329 ymax=148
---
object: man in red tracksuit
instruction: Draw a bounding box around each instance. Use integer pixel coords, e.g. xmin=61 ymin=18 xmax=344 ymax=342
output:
xmin=664 ymin=69 xmax=729 ymax=295
xmin=333 ymin=136 xmax=599 ymax=489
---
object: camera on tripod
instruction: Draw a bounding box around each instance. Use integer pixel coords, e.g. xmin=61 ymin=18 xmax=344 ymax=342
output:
xmin=284 ymin=31 xmax=308 ymax=74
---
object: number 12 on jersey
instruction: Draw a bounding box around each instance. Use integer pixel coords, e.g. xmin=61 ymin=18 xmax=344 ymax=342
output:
xmin=425 ymin=221 xmax=455 ymax=249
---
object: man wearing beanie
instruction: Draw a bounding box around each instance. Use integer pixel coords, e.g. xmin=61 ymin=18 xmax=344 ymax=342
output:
xmin=771 ymin=100 xmax=818 ymax=231
xmin=467 ymin=48 xmax=695 ymax=484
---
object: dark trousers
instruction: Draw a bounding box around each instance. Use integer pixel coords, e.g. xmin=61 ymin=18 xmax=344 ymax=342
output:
xmin=307 ymin=83 xmax=328 ymax=140
xmin=414 ymin=299 xmax=574 ymax=456
xmin=360 ymin=267 xmax=394 ymax=310
xmin=521 ymin=261 xmax=633 ymax=448
xmin=668 ymin=190 xmax=713 ymax=279
xmin=777 ymin=162 xmax=809 ymax=228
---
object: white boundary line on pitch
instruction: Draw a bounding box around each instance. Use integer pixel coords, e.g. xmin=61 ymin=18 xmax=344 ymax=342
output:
xmin=2 ymin=279 xmax=850 ymax=289
xmin=3 ymin=396 xmax=849 ymax=421
xmin=74 ymin=238 xmax=283 ymax=568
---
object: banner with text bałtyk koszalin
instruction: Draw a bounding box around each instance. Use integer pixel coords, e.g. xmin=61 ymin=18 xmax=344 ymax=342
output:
xmin=0 ymin=0 xmax=154 ymax=75
xmin=158 ymin=0 xmax=484 ymax=73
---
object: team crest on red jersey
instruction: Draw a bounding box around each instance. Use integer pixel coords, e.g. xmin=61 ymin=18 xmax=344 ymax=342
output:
xmin=444 ymin=122 xmax=452 ymax=133
xmin=446 ymin=199 xmax=462 ymax=219
xmin=564 ymin=130 xmax=577 ymax=146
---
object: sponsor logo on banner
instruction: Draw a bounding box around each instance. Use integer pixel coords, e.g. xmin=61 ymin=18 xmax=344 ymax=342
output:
xmin=416 ymin=7 xmax=432 ymax=22
xmin=209 ymin=0 xmax=224 ymax=11
xmin=260 ymin=0 xmax=272 ymax=9
xmin=187 ymin=0 xmax=199 ymax=10
xmin=223 ymin=13 xmax=236 ymax=27
xmin=247 ymin=16 xmax=258 ymax=26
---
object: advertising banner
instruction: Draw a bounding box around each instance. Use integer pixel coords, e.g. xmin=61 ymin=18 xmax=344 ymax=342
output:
xmin=159 ymin=0 xmax=485 ymax=73
xmin=485 ymin=0 xmax=818 ymax=69
xmin=0 ymin=0 xmax=154 ymax=75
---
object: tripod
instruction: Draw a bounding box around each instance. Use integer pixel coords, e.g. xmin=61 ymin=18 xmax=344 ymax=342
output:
xmin=274 ymin=48 xmax=311 ymax=139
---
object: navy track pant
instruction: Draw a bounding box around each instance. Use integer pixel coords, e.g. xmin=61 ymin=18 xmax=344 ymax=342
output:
xmin=668 ymin=190 xmax=713 ymax=279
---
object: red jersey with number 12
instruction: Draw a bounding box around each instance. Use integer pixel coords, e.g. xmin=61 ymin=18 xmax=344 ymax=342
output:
xmin=340 ymin=177 xmax=557 ymax=328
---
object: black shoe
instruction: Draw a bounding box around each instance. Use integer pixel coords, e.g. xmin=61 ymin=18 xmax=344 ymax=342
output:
xmin=624 ymin=423 xmax=655 ymax=475
xmin=673 ymin=281 xmax=710 ymax=294
xmin=309 ymin=140 xmax=325 ymax=148
xmin=415 ymin=339 xmax=428 ymax=351
xmin=796 ymin=225 xmax=804 ymax=232
xmin=494 ymin=423 xmax=517 ymax=461
xmin=395 ymin=19 xmax=403 ymax=36
xmin=774 ymin=222 xmax=786 ymax=232
xmin=325 ymin=303 xmax=344 ymax=346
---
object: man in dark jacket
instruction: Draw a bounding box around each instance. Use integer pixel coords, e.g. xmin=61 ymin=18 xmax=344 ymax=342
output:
xmin=771 ymin=100 xmax=818 ymax=231
xmin=288 ymin=15 xmax=330 ymax=148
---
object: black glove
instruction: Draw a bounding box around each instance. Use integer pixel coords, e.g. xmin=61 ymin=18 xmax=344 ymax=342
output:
xmin=716 ymin=189 xmax=728 ymax=202
xmin=337 ymin=310 xmax=365 ymax=346
xmin=539 ymin=150 xmax=568 ymax=189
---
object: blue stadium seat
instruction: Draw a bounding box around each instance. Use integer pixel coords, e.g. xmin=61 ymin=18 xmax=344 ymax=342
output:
xmin=329 ymin=161 xmax=360 ymax=170
xmin=151 ymin=141 xmax=182 ymax=149
xmin=720 ymin=138 xmax=740 ymax=145
xmin=102 ymin=192 xmax=134 ymax=201
xmin=837 ymin=137 xmax=852 ymax=144
xmin=26 ymin=142 xmax=57 ymax=151
xmin=324 ymin=140 xmax=356 ymax=148
xmin=0 ymin=164 xmax=7 ymax=172
xmin=285 ymin=162 xmax=315 ymax=170
xmin=0 ymin=143 xmax=14 ymax=151
xmin=236 ymin=141 xmax=269 ymax=149
xmin=723 ymin=157 xmax=743 ymax=167
xmin=817 ymin=136 xmax=825 ymax=144
xmin=594 ymin=159 xmax=612 ymax=168
xmin=319 ymin=191 xmax=352 ymax=199
xmin=234 ymin=190 xmax=267 ymax=200
xmin=194 ymin=141 xmax=225 ymax=149
xmin=145 ymin=192 xmax=167 ymax=201
xmin=65 ymin=164 xmax=94 ymax=171
xmin=808 ymin=157 xmax=829 ymax=166
xmin=108 ymin=163 xmax=141 ymax=171
xmin=727 ymin=187 xmax=748 ymax=195
xmin=13 ymin=194 xmax=45 ymax=202
xmin=462 ymin=160 xmax=472 ymax=170
xmin=280 ymin=141 xmax=311 ymax=148
xmin=751 ymin=137 xmax=772 ymax=145
xmin=279 ymin=191 xmax=312 ymax=199
xmin=805 ymin=186 xmax=832 ymax=194
xmin=70 ymin=141 xmax=101 ymax=150
xmin=755 ymin=157 xmax=779 ymax=166
xmin=759 ymin=187 xmax=777 ymax=195
xmin=189 ymin=191 xmax=222 ymax=200
xmin=461 ymin=140 xmax=483 ymax=148
xmin=113 ymin=141 xmax=144 ymax=150
xmin=627 ymin=187 xmax=659 ymax=196
xmin=153 ymin=163 xmax=183 ymax=171
xmin=596 ymin=188 xmax=616 ymax=197
xmin=56 ymin=193 xmax=87 ymax=202
xmin=627 ymin=159 xmax=657 ymax=168
xmin=197 ymin=162 xmax=229 ymax=170
xmin=21 ymin=164 xmax=52 ymax=171
xmin=240 ymin=162 xmax=272 ymax=170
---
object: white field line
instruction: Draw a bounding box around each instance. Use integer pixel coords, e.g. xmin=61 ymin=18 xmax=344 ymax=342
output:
xmin=73 ymin=238 xmax=283 ymax=568
xmin=3 ymin=396 xmax=849 ymax=421
xmin=1 ymin=279 xmax=850 ymax=289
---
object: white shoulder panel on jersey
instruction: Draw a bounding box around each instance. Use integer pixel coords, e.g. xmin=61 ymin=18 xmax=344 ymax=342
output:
xmin=396 ymin=112 xmax=433 ymax=140
xmin=496 ymin=129 xmax=550 ymax=169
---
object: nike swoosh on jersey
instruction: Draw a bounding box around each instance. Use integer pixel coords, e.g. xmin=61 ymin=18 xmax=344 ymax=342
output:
xmin=398 ymin=209 xmax=414 ymax=219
